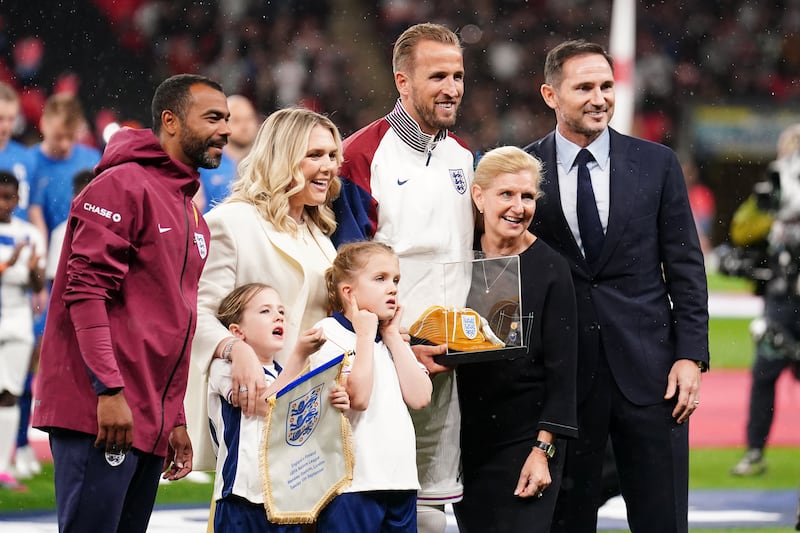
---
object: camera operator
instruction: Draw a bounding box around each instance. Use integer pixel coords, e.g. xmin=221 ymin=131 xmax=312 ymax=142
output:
xmin=728 ymin=123 xmax=800 ymax=477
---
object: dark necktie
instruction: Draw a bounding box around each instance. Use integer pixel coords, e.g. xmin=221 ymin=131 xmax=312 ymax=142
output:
xmin=575 ymin=149 xmax=604 ymax=264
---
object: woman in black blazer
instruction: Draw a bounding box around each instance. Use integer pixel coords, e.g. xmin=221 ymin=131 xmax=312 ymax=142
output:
xmin=455 ymin=146 xmax=578 ymax=533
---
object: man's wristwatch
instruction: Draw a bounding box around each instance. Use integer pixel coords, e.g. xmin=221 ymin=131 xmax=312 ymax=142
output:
xmin=533 ymin=440 xmax=556 ymax=459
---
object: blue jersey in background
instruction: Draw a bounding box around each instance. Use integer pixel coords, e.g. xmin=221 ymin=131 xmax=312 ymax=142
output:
xmin=0 ymin=140 xmax=35 ymax=220
xmin=29 ymin=143 xmax=101 ymax=236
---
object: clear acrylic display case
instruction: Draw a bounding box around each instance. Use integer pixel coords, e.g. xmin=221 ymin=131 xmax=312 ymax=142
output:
xmin=400 ymin=253 xmax=528 ymax=364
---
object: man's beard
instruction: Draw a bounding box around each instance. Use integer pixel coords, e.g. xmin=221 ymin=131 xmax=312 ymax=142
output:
xmin=560 ymin=108 xmax=611 ymax=139
xmin=181 ymin=131 xmax=223 ymax=169
xmin=414 ymin=100 xmax=458 ymax=132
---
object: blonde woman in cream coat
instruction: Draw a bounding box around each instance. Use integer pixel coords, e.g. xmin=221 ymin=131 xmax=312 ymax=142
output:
xmin=186 ymin=107 xmax=343 ymax=473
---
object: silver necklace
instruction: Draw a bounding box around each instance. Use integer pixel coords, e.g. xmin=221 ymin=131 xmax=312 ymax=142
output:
xmin=481 ymin=258 xmax=512 ymax=293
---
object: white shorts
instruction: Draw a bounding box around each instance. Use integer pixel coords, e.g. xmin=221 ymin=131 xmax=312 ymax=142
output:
xmin=0 ymin=340 xmax=33 ymax=396
xmin=410 ymin=371 xmax=463 ymax=504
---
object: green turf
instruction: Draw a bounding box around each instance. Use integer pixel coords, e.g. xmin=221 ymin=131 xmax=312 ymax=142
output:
xmin=691 ymin=447 xmax=800 ymax=490
xmin=604 ymin=448 xmax=800 ymax=533
xmin=0 ymin=463 xmax=214 ymax=514
xmin=155 ymin=473 xmax=214 ymax=505
xmin=707 ymin=269 xmax=761 ymax=371
xmin=707 ymin=271 xmax=755 ymax=294
xmin=3 ymin=448 xmax=797 ymax=513
xmin=709 ymin=318 xmax=755 ymax=369
xmin=0 ymin=463 xmax=56 ymax=513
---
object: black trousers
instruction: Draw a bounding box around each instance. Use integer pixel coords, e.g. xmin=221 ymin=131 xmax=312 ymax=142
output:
xmin=50 ymin=429 xmax=163 ymax=533
xmin=747 ymin=291 xmax=800 ymax=449
xmin=551 ymin=356 xmax=689 ymax=533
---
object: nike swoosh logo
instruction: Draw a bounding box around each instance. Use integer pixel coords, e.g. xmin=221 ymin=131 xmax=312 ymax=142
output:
xmin=158 ymin=224 xmax=172 ymax=234
xmin=397 ymin=178 xmax=410 ymax=185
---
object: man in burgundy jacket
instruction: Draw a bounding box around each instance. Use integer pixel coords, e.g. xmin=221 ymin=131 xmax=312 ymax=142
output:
xmin=33 ymin=74 xmax=230 ymax=533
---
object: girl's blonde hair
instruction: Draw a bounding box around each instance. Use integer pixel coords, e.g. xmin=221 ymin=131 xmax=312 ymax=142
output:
xmin=216 ymin=283 xmax=276 ymax=328
xmin=324 ymin=241 xmax=395 ymax=314
xmin=473 ymin=146 xmax=544 ymax=236
xmin=228 ymin=107 xmax=343 ymax=236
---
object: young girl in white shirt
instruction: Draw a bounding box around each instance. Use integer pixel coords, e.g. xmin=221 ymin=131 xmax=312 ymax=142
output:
xmin=313 ymin=241 xmax=432 ymax=533
xmin=208 ymin=283 xmax=349 ymax=533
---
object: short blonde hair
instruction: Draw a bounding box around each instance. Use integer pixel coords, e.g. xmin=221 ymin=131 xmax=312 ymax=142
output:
xmin=42 ymin=93 xmax=84 ymax=130
xmin=0 ymin=82 xmax=19 ymax=104
xmin=473 ymin=146 xmax=543 ymax=194
xmin=229 ymin=107 xmax=343 ymax=236
xmin=392 ymin=23 xmax=461 ymax=74
xmin=473 ymin=147 xmax=544 ymax=235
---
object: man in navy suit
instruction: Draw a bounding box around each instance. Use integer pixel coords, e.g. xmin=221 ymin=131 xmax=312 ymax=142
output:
xmin=525 ymin=40 xmax=709 ymax=533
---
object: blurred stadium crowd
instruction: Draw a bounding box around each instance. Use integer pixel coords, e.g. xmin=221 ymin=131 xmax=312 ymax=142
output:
xmin=0 ymin=0 xmax=799 ymax=154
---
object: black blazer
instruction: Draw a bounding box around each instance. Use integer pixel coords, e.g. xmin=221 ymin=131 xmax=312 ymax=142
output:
xmin=525 ymin=129 xmax=709 ymax=406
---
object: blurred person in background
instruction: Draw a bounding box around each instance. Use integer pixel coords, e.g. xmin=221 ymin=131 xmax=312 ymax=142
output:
xmin=197 ymin=94 xmax=259 ymax=212
xmin=0 ymin=81 xmax=41 ymax=482
xmin=730 ymin=123 xmax=800 ymax=477
xmin=0 ymin=171 xmax=44 ymax=491
xmin=0 ymin=82 xmax=34 ymax=221
xmin=28 ymin=93 xmax=101 ymax=245
xmin=682 ymin=158 xmax=716 ymax=258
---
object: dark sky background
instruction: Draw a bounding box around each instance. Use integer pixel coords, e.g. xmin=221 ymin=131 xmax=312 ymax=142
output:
xmin=1 ymin=0 xmax=156 ymax=126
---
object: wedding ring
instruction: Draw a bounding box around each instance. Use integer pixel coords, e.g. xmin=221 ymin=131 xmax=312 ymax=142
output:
xmin=239 ymin=386 xmax=248 ymax=393
xmin=692 ymin=400 xmax=700 ymax=405
xmin=536 ymin=491 xmax=543 ymax=499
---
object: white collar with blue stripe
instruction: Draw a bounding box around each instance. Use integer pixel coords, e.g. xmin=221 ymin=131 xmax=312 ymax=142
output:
xmin=332 ymin=311 xmax=382 ymax=343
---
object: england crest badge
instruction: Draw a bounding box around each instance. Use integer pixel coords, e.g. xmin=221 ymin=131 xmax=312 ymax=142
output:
xmin=461 ymin=313 xmax=478 ymax=339
xmin=285 ymin=384 xmax=323 ymax=446
xmin=449 ymin=168 xmax=467 ymax=194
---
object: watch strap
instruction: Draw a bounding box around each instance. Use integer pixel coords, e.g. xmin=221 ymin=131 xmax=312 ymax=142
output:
xmin=533 ymin=440 xmax=555 ymax=459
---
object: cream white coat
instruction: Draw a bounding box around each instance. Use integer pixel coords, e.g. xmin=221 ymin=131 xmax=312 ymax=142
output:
xmin=185 ymin=201 xmax=336 ymax=470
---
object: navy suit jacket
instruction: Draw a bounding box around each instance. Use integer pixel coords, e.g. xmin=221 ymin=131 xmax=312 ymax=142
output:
xmin=525 ymin=129 xmax=709 ymax=406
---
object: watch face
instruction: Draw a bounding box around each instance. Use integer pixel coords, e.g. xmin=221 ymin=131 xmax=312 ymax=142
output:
xmin=536 ymin=441 xmax=555 ymax=459
xmin=544 ymin=444 xmax=555 ymax=459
